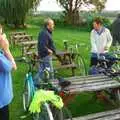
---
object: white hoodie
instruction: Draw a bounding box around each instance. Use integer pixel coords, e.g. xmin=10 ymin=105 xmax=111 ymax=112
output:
xmin=90 ymin=27 xmax=112 ymax=54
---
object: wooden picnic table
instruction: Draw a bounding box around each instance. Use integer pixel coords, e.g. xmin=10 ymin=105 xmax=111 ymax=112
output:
xmin=54 ymin=50 xmax=76 ymax=76
xmin=13 ymin=34 xmax=33 ymax=45
xmin=52 ymin=74 xmax=120 ymax=106
xmin=20 ymin=40 xmax=37 ymax=56
xmin=10 ymin=32 xmax=26 ymax=45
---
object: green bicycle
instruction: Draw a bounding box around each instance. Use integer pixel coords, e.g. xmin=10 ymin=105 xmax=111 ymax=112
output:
xmin=63 ymin=40 xmax=87 ymax=76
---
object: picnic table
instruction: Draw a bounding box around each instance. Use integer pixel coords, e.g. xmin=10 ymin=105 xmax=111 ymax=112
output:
xmin=54 ymin=51 xmax=76 ymax=76
xmin=10 ymin=32 xmax=26 ymax=45
xmin=57 ymin=75 xmax=120 ymax=120
xmin=13 ymin=34 xmax=33 ymax=45
xmin=20 ymin=40 xmax=37 ymax=56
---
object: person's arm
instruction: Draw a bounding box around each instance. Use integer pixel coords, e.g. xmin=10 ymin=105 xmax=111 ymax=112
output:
xmin=0 ymin=35 xmax=17 ymax=70
xmin=90 ymin=31 xmax=98 ymax=53
xmin=105 ymin=29 xmax=113 ymax=51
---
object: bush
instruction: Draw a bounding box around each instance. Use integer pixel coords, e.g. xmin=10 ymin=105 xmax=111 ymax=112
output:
xmin=84 ymin=13 xmax=112 ymax=31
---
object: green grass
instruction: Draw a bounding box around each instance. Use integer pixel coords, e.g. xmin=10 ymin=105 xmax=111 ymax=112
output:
xmin=5 ymin=16 xmax=116 ymax=120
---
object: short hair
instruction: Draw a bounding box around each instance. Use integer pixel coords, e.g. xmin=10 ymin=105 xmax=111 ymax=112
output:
xmin=44 ymin=18 xmax=53 ymax=27
xmin=93 ymin=17 xmax=103 ymax=25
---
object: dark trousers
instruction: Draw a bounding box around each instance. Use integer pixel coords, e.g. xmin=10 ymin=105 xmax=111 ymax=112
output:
xmin=0 ymin=105 xmax=9 ymax=120
xmin=90 ymin=57 xmax=98 ymax=66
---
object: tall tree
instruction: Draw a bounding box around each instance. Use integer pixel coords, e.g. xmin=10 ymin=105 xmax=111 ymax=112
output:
xmin=56 ymin=0 xmax=107 ymax=25
xmin=0 ymin=0 xmax=41 ymax=28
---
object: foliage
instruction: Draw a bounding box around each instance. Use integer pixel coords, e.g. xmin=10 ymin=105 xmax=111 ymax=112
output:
xmin=0 ymin=0 xmax=41 ymax=28
xmin=86 ymin=15 xmax=112 ymax=31
xmin=56 ymin=0 xmax=107 ymax=25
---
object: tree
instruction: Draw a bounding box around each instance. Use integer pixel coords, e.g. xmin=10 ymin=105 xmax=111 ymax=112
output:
xmin=56 ymin=0 xmax=107 ymax=25
xmin=0 ymin=0 xmax=41 ymax=28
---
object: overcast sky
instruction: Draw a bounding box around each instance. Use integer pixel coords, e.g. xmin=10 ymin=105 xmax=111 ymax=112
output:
xmin=37 ymin=0 xmax=120 ymax=11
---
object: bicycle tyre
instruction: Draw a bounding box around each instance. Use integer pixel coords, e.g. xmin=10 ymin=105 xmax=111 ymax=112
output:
xmin=74 ymin=55 xmax=87 ymax=76
xmin=33 ymin=103 xmax=54 ymax=120
xmin=52 ymin=106 xmax=72 ymax=120
xmin=23 ymin=79 xmax=31 ymax=111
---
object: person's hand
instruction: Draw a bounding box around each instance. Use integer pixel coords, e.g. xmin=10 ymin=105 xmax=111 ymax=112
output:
xmin=12 ymin=61 xmax=17 ymax=70
xmin=48 ymin=49 xmax=53 ymax=55
xmin=104 ymin=46 xmax=109 ymax=51
xmin=13 ymin=63 xmax=17 ymax=70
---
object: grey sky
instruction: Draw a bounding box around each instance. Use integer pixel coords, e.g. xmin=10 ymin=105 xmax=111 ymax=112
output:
xmin=37 ymin=0 xmax=120 ymax=11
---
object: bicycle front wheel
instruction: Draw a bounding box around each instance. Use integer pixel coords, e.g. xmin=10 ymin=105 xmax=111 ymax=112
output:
xmin=33 ymin=103 xmax=54 ymax=120
xmin=74 ymin=55 xmax=87 ymax=76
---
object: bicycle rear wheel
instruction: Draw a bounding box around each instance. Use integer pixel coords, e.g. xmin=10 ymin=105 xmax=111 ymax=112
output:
xmin=74 ymin=55 xmax=87 ymax=76
xmin=23 ymin=80 xmax=31 ymax=111
xmin=33 ymin=103 xmax=54 ymax=120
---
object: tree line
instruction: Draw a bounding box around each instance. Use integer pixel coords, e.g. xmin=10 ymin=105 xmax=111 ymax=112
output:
xmin=0 ymin=0 xmax=107 ymax=28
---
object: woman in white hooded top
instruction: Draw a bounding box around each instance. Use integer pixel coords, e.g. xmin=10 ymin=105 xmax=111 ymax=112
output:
xmin=90 ymin=17 xmax=113 ymax=66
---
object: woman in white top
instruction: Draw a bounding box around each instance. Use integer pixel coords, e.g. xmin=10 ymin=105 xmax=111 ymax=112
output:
xmin=90 ymin=17 xmax=113 ymax=66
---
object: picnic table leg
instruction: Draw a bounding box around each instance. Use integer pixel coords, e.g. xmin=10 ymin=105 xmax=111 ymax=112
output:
xmin=72 ymin=68 xmax=75 ymax=76
xmin=60 ymin=93 xmax=77 ymax=106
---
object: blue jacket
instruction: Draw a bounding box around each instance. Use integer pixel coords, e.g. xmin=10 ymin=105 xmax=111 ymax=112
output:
xmin=0 ymin=52 xmax=13 ymax=108
xmin=38 ymin=28 xmax=56 ymax=58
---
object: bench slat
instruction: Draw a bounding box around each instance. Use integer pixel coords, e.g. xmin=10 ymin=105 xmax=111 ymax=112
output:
xmin=69 ymin=80 xmax=118 ymax=88
xmin=69 ymin=83 xmax=120 ymax=92
xmin=65 ymin=75 xmax=110 ymax=82
xmin=70 ymin=78 xmax=112 ymax=85
xmin=72 ymin=108 xmax=120 ymax=120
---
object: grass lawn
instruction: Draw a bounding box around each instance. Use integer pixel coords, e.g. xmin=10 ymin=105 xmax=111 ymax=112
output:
xmin=4 ymin=16 xmax=116 ymax=120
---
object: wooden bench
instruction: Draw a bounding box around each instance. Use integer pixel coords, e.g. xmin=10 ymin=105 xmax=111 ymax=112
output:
xmin=10 ymin=32 xmax=26 ymax=45
xmin=60 ymin=75 xmax=120 ymax=120
xmin=64 ymin=75 xmax=120 ymax=93
xmin=13 ymin=35 xmax=33 ymax=45
xmin=52 ymin=75 xmax=120 ymax=105
xmin=72 ymin=108 xmax=120 ymax=120
xmin=20 ymin=40 xmax=37 ymax=56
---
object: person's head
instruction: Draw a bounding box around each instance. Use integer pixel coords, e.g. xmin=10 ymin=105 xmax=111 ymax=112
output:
xmin=93 ymin=17 xmax=103 ymax=31
xmin=44 ymin=18 xmax=55 ymax=31
xmin=0 ymin=24 xmax=3 ymax=35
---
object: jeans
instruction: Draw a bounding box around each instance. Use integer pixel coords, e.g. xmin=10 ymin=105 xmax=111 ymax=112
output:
xmin=34 ymin=55 xmax=54 ymax=85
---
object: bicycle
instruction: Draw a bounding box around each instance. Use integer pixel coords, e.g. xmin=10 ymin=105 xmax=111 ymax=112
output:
xmin=89 ymin=53 xmax=120 ymax=103
xmin=63 ymin=40 xmax=87 ymax=76
xmin=16 ymin=57 xmax=72 ymax=120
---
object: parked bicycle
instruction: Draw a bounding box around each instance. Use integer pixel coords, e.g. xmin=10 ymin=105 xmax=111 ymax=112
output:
xmin=89 ymin=53 xmax=120 ymax=103
xmin=16 ymin=57 xmax=72 ymax=120
xmin=63 ymin=40 xmax=87 ymax=76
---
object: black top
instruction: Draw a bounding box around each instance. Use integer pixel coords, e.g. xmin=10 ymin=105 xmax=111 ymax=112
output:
xmin=38 ymin=27 xmax=56 ymax=58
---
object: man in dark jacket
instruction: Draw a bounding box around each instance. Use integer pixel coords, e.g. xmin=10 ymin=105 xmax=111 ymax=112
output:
xmin=111 ymin=14 xmax=120 ymax=46
xmin=37 ymin=18 xmax=56 ymax=81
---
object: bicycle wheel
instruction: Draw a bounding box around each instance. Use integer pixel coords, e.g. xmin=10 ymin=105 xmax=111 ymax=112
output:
xmin=23 ymin=80 xmax=31 ymax=111
xmin=74 ymin=55 xmax=87 ymax=76
xmin=33 ymin=103 xmax=54 ymax=120
xmin=52 ymin=106 xmax=72 ymax=120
